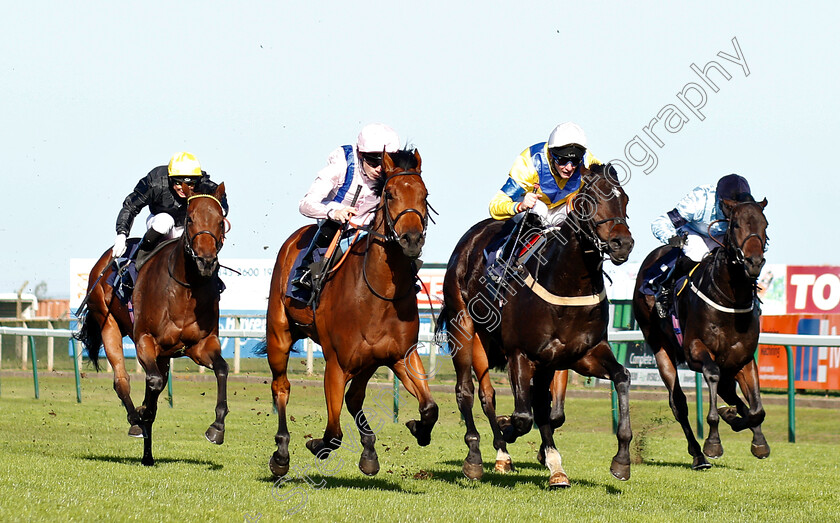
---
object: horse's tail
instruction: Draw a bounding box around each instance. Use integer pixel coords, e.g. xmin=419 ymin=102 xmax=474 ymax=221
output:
xmin=253 ymin=337 xmax=301 ymax=356
xmin=72 ymin=309 xmax=103 ymax=372
xmin=433 ymin=300 xmax=450 ymax=347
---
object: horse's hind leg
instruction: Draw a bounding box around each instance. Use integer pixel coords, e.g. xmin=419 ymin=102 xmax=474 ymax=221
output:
xmin=533 ymin=369 xmax=569 ymax=488
xmin=652 ymin=345 xmax=709 ymax=470
xmin=449 ymin=318 xmax=486 ymax=480
xmin=573 ymin=341 xmax=632 ymax=481
xmin=391 ymin=348 xmax=439 ymax=447
xmin=190 ymin=335 xmax=228 ymax=445
xmin=344 ymin=367 xmax=380 ymax=476
xmin=549 ymin=369 xmax=569 ymax=430
xmin=266 ymin=305 xmax=295 ymax=477
xmin=98 ymin=313 xmax=142 ymax=436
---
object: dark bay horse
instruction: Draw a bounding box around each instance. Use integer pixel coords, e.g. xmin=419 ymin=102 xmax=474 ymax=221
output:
xmin=264 ymin=149 xmax=438 ymax=478
xmin=437 ymin=164 xmax=634 ymax=488
xmin=75 ymin=183 xmax=229 ymax=465
xmin=633 ymin=197 xmax=770 ymax=470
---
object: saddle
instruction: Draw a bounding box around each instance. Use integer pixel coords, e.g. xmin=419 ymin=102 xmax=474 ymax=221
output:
xmin=286 ymin=229 xmax=364 ymax=306
xmin=483 ymin=214 xmax=546 ymax=301
xmin=107 ymin=238 xmax=179 ymax=305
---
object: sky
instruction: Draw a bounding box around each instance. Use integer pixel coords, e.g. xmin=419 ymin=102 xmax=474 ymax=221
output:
xmin=1 ymin=1 xmax=837 ymax=298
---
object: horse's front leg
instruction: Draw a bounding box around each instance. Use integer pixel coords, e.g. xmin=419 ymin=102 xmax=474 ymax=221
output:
xmin=687 ymin=339 xmax=724 ymax=459
xmin=449 ymin=321 xmax=487 ymax=480
xmin=501 ymin=350 xmax=535 ymax=444
xmin=306 ymin=356 xmax=348 ymax=459
xmin=136 ymin=334 xmax=167 ymax=467
xmin=391 ymin=347 xmax=439 ymax=448
xmin=344 ymin=367 xmax=380 ymax=476
xmin=573 ymin=340 xmax=632 ymax=481
xmin=189 ymin=334 xmax=228 ymax=445
xmin=719 ymin=360 xmax=769 ymax=458
xmin=533 ymin=368 xmax=570 ymax=488
xmin=266 ymin=304 xmax=295 ymax=477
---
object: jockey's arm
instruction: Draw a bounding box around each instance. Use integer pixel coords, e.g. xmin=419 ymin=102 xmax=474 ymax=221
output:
xmin=299 ymin=148 xmax=349 ymax=220
xmin=489 ymin=153 xmax=539 ymax=220
xmin=115 ymin=174 xmax=153 ymax=235
xmin=651 ymin=185 xmax=712 ymax=244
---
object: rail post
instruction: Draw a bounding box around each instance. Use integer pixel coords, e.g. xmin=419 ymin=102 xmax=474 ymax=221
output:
xmin=785 ymin=345 xmax=796 ymax=443
xmin=695 ymin=372 xmax=704 ymax=439
xmin=71 ymin=339 xmax=82 ymax=403
xmin=29 ymin=336 xmax=39 ymax=399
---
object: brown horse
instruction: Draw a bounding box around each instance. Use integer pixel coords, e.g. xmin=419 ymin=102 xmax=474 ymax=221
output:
xmin=264 ymin=149 xmax=438 ymax=478
xmin=633 ymin=197 xmax=770 ymax=470
xmin=75 ymin=183 xmax=229 ymax=466
xmin=436 ymin=164 xmax=634 ymax=488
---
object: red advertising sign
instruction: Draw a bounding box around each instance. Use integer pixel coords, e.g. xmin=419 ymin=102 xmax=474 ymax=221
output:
xmin=787 ymin=266 xmax=840 ymax=314
xmin=416 ymin=267 xmax=446 ymax=308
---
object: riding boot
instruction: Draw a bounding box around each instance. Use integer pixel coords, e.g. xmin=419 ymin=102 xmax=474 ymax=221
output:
xmin=291 ymin=220 xmax=340 ymax=290
xmin=654 ymin=254 xmax=695 ymax=319
xmin=136 ymin=229 xmax=164 ymax=267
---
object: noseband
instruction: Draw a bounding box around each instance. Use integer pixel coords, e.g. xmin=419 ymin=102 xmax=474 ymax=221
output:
xmin=567 ymin=186 xmax=628 ymax=257
xmin=709 ymin=201 xmax=767 ymax=268
xmin=368 ymin=171 xmax=435 ymax=243
xmin=183 ymin=194 xmax=226 ymax=261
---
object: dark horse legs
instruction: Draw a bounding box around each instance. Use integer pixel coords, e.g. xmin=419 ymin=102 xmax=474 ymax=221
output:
xmin=652 ymin=346 xmax=710 ymax=470
xmin=136 ymin=338 xmax=170 ymax=467
xmin=344 ymin=367 xmax=381 ymax=476
xmin=718 ymin=361 xmax=769 ymax=458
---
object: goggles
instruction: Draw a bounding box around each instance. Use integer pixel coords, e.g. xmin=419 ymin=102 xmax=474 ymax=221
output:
xmin=360 ymin=152 xmax=383 ymax=168
xmin=171 ymin=177 xmax=197 ymax=187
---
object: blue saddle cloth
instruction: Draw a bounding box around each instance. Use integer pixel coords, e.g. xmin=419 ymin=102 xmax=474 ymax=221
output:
xmin=285 ymin=230 xmax=367 ymax=303
xmin=106 ymin=238 xmax=142 ymax=305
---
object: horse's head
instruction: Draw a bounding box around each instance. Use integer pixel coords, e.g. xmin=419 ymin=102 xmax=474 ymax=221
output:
xmin=571 ymin=164 xmax=634 ymax=264
xmin=377 ymin=149 xmax=429 ymax=259
xmin=721 ymin=197 xmax=768 ymax=279
xmin=182 ymin=182 xmax=227 ymax=278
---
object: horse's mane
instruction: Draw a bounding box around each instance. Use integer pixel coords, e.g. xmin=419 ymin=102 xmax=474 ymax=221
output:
xmin=371 ymin=146 xmax=419 ymax=196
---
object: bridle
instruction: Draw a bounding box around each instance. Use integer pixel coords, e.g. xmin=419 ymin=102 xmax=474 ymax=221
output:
xmin=361 ymin=170 xmax=437 ymax=301
xmin=708 ymin=201 xmax=767 ymax=269
xmin=365 ymin=171 xmax=436 ymax=243
xmin=169 ymin=194 xmax=227 ymax=288
xmin=565 ymin=177 xmax=628 ymax=257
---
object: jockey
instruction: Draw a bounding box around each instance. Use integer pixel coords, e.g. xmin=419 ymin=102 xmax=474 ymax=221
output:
xmin=292 ymin=123 xmax=400 ymax=289
xmin=486 ymin=122 xmax=602 ymax=273
xmin=649 ymin=173 xmax=755 ymax=317
xmin=112 ymin=152 xmax=229 ymax=260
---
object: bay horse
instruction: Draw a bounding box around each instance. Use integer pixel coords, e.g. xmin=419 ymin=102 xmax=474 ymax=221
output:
xmin=633 ymin=196 xmax=770 ymax=470
xmin=264 ymin=149 xmax=438 ymax=478
xmin=437 ymin=164 xmax=634 ymax=488
xmin=75 ymin=182 xmax=229 ymax=466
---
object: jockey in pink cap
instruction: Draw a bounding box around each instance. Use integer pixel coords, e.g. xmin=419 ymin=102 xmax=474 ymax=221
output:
xmin=292 ymin=123 xmax=401 ymax=289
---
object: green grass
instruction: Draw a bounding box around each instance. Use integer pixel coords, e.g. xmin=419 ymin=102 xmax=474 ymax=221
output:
xmin=0 ymin=374 xmax=839 ymax=522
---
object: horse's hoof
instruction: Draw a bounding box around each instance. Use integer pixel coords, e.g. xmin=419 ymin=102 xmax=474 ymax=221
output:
xmin=751 ymin=443 xmax=771 ymax=459
xmin=718 ymin=406 xmax=739 ymax=424
xmin=610 ymin=459 xmax=630 ymax=481
xmin=405 ymin=420 xmax=431 ymax=446
xmin=549 ymin=471 xmax=571 ymax=489
xmin=359 ymin=457 xmax=380 ymax=476
xmin=205 ymin=426 xmax=225 ymax=445
xmin=141 ymin=457 xmax=155 ymax=467
xmin=494 ymin=458 xmax=514 ymax=473
xmin=691 ymin=456 xmax=712 ymax=470
xmin=462 ymin=461 xmax=483 ymax=480
xmin=128 ymin=425 xmax=144 ymax=438
xmin=496 ymin=415 xmax=512 ymax=430
xmin=703 ymin=439 xmax=723 ymax=459
xmin=269 ymin=454 xmax=290 ymax=478
xmin=306 ymin=438 xmax=332 ymax=459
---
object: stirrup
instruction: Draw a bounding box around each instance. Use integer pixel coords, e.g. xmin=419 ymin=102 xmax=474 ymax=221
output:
xmin=292 ymin=269 xmax=312 ymax=289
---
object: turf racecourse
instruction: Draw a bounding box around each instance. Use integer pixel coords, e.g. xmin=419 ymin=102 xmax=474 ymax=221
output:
xmin=1 ymin=375 xmax=838 ymax=522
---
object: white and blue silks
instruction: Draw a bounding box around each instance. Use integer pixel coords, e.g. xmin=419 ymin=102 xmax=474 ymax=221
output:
xmin=651 ymin=184 xmax=727 ymax=262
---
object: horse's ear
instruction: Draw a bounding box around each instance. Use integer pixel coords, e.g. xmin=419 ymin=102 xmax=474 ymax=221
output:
xmin=382 ymin=150 xmax=395 ymax=173
xmin=214 ymin=182 xmax=226 ymax=200
xmin=413 ymin=150 xmax=422 ymax=172
xmin=759 ymin=197 xmax=768 ymax=209
xmin=720 ymin=198 xmax=737 ymax=217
